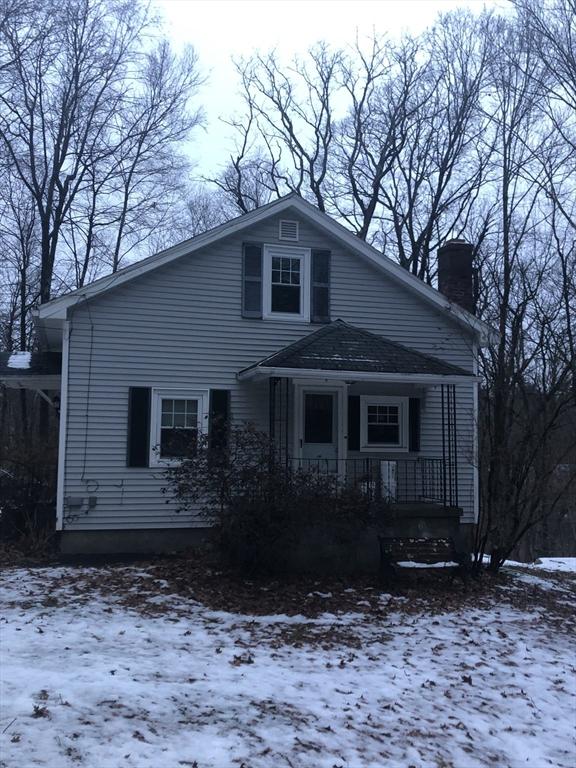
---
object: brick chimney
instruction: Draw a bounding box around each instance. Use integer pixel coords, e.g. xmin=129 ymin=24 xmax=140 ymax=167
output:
xmin=437 ymin=239 xmax=475 ymax=314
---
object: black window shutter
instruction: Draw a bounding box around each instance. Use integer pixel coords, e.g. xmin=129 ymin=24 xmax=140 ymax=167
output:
xmin=409 ymin=398 xmax=421 ymax=452
xmin=311 ymin=249 xmax=331 ymax=323
xmin=347 ymin=395 xmax=360 ymax=451
xmin=209 ymin=389 xmax=230 ymax=455
xmin=242 ymin=243 xmax=262 ymax=318
xmin=127 ymin=387 xmax=151 ymax=467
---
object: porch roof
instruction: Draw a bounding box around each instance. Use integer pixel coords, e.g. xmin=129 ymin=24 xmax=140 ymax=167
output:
xmin=238 ymin=320 xmax=478 ymax=384
xmin=0 ymin=351 xmax=62 ymax=390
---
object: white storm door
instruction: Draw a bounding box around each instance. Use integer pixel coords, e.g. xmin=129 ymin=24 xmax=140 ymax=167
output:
xmin=294 ymin=383 xmax=347 ymax=474
xmin=302 ymin=391 xmax=338 ymax=463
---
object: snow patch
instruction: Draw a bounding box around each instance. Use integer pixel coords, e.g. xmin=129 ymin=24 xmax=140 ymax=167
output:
xmin=514 ymin=557 xmax=576 ymax=573
xmin=1 ymin=566 xmax=574 ymax=768
xmin=7 ymin=351 xmax=31 ymax=369
xmin=397 ymin=560 xmax=459 ymax=569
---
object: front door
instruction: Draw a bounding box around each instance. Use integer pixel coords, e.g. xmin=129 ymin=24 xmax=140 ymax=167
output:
xmin=300 ymin=390 xmax=339 ymax=470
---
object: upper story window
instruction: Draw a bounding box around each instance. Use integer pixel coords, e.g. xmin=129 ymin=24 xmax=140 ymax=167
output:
xmin=242 ymin=241 xmax=330 ymax=324
xmin=271 ymin=256 xmax=301 ymax=313
xmin=263 ymin=245 xmax=310 ymax=322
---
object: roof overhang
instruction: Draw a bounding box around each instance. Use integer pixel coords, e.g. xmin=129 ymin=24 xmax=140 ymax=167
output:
xmin=237 ymin=366 xmax=479 ymax=385
xmin=1 ymin=375 xmax=61 ymax=390
xmin=36 ymin=194 xmax=497 ymax=346
xmin=0 ymin=351 xmax=62 ymax=389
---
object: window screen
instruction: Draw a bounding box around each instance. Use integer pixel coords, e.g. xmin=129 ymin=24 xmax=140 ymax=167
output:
xmin=366 ymin=404 xmax=400 ymax=445
xmin=160 ymin=398 xmax=198 ymax=458
xmin=271 ymin=256 xmax=301 ymax=314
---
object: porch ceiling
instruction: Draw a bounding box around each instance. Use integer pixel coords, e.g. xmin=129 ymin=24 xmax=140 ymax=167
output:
xmin=0 ymin=351 xmax=62 ymax=391
xmin=238 ymin=320 xmax=478 ymax=384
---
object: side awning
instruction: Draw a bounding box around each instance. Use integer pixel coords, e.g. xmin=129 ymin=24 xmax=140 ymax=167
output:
xmin=0 ymin=351 xmax=62 ymax=391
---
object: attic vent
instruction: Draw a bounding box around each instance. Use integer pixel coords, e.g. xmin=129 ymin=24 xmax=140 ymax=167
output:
xmin=279 ymin=219 xmax=299 ymax=242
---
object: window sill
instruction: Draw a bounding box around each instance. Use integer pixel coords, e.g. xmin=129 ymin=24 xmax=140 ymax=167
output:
xmin=150 ymin=457 xmax=183 ymax=468
xmin=359 ymin=444 xmax=409 ymax=453
xmin=262 ymin=312 xmax=310 ymax=323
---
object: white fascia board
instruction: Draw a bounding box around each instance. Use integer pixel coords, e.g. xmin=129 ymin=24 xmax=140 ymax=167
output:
xmin=238 ymin=366 xmax=479 ymax=385
xmin=37 ymin=193 xmax=496 ymax=345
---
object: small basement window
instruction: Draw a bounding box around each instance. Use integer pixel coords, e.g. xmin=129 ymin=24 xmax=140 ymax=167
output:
xmin=263 ymin=245 xmax=310 ymax=321
xmin=360 ymin=396 xmax=408 ymax=452
xmin=150 ymin=389 xmax=208 ymax=465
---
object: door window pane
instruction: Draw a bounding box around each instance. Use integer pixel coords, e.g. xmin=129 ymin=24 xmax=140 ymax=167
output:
xmin=304 ymin=393 xmax=333 ymax=443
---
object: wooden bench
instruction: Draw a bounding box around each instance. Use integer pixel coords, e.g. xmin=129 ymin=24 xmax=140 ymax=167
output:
xmin=377 ymin=535 xmax=471 ymax=578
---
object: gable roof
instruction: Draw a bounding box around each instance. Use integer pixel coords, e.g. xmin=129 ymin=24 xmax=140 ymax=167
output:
xmin=36 ymin=193 xmax=495 ymax=344
xmin=238 ymin=320 xmax=476 ymax=383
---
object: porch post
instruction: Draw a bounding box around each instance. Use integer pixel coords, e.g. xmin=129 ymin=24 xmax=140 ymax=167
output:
xmin=283 ymin=377 xmax=290 ymax=467
xmin=441 ymin=384 xmax=448 ymax=506
xmin=269 ymin=377 xmax=277 ymax=442
xmin=451 ymin=384 xmax=459 ymax=508
xmin=441 ymin=384 xmax=460 ymax=508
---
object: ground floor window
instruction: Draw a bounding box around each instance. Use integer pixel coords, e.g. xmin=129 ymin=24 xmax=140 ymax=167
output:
xmin=150 ymin=389 xmax=208 ymax=465
xmin=360 ymin=396 xmax=408 ymax=452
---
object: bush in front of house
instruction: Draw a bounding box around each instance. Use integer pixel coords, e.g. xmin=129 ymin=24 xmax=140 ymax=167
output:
xmin=163 ymin=424 xmax=375 ymax=574
xmin=0 ymin=442 xmax=57 ymax=557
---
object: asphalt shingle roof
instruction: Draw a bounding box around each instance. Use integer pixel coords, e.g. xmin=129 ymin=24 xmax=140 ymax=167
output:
xmin=241 ymin=320 xmax=473 ymax=378
xmin=0 ymin=351 xmax=62 ymax=378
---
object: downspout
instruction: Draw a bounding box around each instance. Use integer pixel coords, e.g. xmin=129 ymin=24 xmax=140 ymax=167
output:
xmin=55 ymin=319 xmax=70 ymax=532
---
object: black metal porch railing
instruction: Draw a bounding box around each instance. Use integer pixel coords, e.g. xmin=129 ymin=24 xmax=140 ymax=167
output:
xmin=288 ymin=457 xmax=452 ymax=506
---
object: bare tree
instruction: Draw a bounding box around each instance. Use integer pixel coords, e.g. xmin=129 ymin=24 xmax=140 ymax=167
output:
xmin=474 ymin=13 xmax=576 ymax=570
xmin=376 ymin=12 xmax=495 ymax=279
xmin=0 ymin=173 xmax=39 ymax=351
xmin=0 ymin=0 xmax=203 ymax=310
xmin=214 ymin=13 xmax=494 ymax=280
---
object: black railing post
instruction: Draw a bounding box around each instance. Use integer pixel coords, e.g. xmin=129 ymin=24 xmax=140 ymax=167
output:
xmin=441 ymin=385 xmax=447 ymax=507
xmin=281 ymin=455 xmax=455 ymax=507
xmin=452 ymin=384 xmax=459 ymax=509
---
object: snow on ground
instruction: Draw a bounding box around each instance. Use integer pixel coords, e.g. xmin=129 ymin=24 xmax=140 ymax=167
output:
xmin=508 ymin=557 xmax=576 ymax=574
xmin=1 ymin=565 xmax=575 ymax=768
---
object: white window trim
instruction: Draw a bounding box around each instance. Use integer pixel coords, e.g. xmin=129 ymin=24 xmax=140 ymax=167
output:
xmin=150 ymin=388 xmax=209 ymax=467
xmin=262 ymin=243 xmax=311 ymax=322
xmin=360 ymin=395 xmax=409 ymax=453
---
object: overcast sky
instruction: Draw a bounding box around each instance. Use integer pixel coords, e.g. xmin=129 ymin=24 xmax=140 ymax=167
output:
xmin=153 ymin=0 xmax=499 ymax=178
